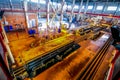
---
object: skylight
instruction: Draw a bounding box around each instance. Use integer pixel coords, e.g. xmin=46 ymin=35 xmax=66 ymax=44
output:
xmin=31 ymin=0 xmax=46 ymax=4
xmin=63 ymin=5 xmax=67 ymax=10
xmin=107 ymin=6 xmax=117 ymax=11
xmin=31 ymin=0 xmax=38 ymax=3
xmin=67 ymin=5 xmax=72 ymax=9
xmin=88 ymin=6 xmax=93 ymax=9
xmin=96 ymin=6 xmax=103 ymax=10
xmin=74 ymin=5 xmax=79 ymax=9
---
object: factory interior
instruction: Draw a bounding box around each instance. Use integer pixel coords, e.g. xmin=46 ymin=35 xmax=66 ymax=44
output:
xmin=0 ymin=0 xmax=120 ymax=80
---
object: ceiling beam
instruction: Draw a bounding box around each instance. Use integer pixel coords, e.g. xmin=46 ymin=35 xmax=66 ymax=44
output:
xmin=84 ymin=0 xmax=89 ymax=14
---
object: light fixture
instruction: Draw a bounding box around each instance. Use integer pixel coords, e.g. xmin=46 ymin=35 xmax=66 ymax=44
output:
xmin=88 ymin=6 xmax=93 ymax=9
xmin=96 ymin=6 xmax=103 ymax=10
xmin=107 ymin=6 xmax=117 ymax=11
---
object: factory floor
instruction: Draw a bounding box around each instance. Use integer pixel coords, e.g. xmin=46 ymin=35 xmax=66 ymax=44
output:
xmin=7 ymin=31 xmax=74 ymax=67
xmin=25 ymin=34 xmax=114 ymax=80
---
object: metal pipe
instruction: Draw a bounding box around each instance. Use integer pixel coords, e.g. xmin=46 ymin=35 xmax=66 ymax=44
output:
xmin=23 ymin=0 xmax=29 ymax=30
xmin=9 ymin=0 xmax=13 ymax=10
xmin=46 ymin=0 xmax=50 ymax=29
xmin=0 ymin=20 xmax=15 ymax=63
xmin=78 ymin=0 xmax=83 ymax=14
xmin=84 ymin=0 xmax=89 ymax=14
xmin=36 ymin=0 xmax=40 ymax=33
xmin=92 ymin=2 xmax=97 ymax=14
xmin=102 ymin=0 xmax=109 ymax=14
xmin=77 ymin=0 xmax=83 ymax=21
xmin=114 ymin=3 xmax=119 ymax=15
xmin=60 ymin=0 xmax=65 ymax=26
xmin=69 ymin=0 xmax=76 ymax=27
xmin=49 ymin=2 xmax=60 ymax=23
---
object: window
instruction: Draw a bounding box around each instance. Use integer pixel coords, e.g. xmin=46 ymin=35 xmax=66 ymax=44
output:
xmin=57 ymin=3 xmax=61 ymax=7
xmin=31 ymin=0 xmax=38 ymax=3
xmin=52 ymin=2 xmax=57 ymax=5
xmin=96 ymin=6 xmax=103 ymax=10
xmin=63 ymin=5 xmax=67 ymax=10
xmin=31 ymin=0 xmax=46 ymax=4
xmin=119 ymin=8 xmax=120 ymax=11
xmin=107 ymin=6 xmax=117 ymax=11
xmin=40 ymin=0 xmax=46 ymax=4
xmin=74 ymin=5 xmax=79 ymax=9
xmin=67 ymin=5 xmax=72 ymax=9
xmin=88 ymin=6 xmax=93 ymax=9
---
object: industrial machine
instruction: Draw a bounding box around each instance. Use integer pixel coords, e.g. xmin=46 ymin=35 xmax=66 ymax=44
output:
xmin=12 ymin=40 xmax=80 ymax=79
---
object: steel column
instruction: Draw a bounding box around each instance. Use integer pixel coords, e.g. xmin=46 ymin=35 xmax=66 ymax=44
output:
xmin=49 ymin=1 xmax=62 ymax=27
xmin=49 ymin=2 xmax=57 ymax=21
xmin=92 ymin=2 xmax=97 ymax=13
xmin=36 ymin=0 xmax=40 ymax=33
xmin=84 ymin=0 xmax=89 ymax=14
xmin=46 ymin=0 xmax=50 ymax=29
xmin=114 ymin=3 xmax=120 ymax=15
xmin=60 ymin=0 xmax=65 ymax=26
xmin=0 ymin=20 xmax=15 ymax=63
xmin=102 ymin=0 xmax=109 ymax=14
xmin=23 ymin=0 xmax=29 ymax=29
xmin=69 ymin=0 xmax=76 ymax=28
xmin=9 ymin=0 xmax=13 ymax=10
xmin=77 ymin=0 xmax=83 ymax=21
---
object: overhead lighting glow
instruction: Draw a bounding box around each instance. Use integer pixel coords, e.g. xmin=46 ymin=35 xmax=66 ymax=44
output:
xmin=82 ymin=6 xmax=84 ymax=9
xmin=107 ymin=6 xmax=117 ymax=11
xmin=40 ymin=0 xmax=46 ymax=4
xmin=74 ymin=5 xmax=79 ymax=9
xmin=68 ymin=5 xmax=72 ymax=9
xmin=52 ymin=2 xmax=57 ymax=5
xmin=96 ymin=6 xmax=103 ymax=10
xmin=57 ymin=3 xmax=61 ymax=7
xmin=31 ymin=0 xmax=38 ymax=2
xmin=63 ymin=5 xmax=67 ymax=10
xmin=88 ymin=6 xmax=93 ymax=9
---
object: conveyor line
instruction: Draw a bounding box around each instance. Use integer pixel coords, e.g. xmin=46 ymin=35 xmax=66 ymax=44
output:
xmin=77 ymin=36 xmax=113 ymax=80
xmin=12 ymin=40 xmax=80 ymax=79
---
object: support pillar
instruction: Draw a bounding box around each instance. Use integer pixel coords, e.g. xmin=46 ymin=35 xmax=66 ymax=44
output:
xmin=84 ymin=0 xmax=89 ymax=14
xmin=9 ymin=0 xmax=13 ymax=10
xmin=102 ymin=0 xmax=109 ymax=14
xmin=36 ymin=0 xmax=40 ymax=33
xmin=60 ymin=0 xmax=65 ymax=26
xmin=69 ymin=0 xmax=75 ymax=28
xmin=92 ymin=2 xmax=97 ymax=14
xmin=46 ymin=0 xmax=50 ymax=29
xmin=77 ymin=0 xmax=83 ymax=21
xmin=23 ymin=0 xmax=29 ymax=31
xmin=0 ymin=20 xmax=15 ymax=63
xmin=114 ymin=3 xmax=120 ymax=15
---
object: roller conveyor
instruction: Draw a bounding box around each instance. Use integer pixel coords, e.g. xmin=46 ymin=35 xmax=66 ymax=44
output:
xmin=12 ymin=38 xmax=80 ymax=79
xmin=27 ymin=41 xmax=80 ymax=78
xmin=29 ymin=33 xmax=113 ymax=80
xmin=78 ymin=35 xmax=114 ymax=80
